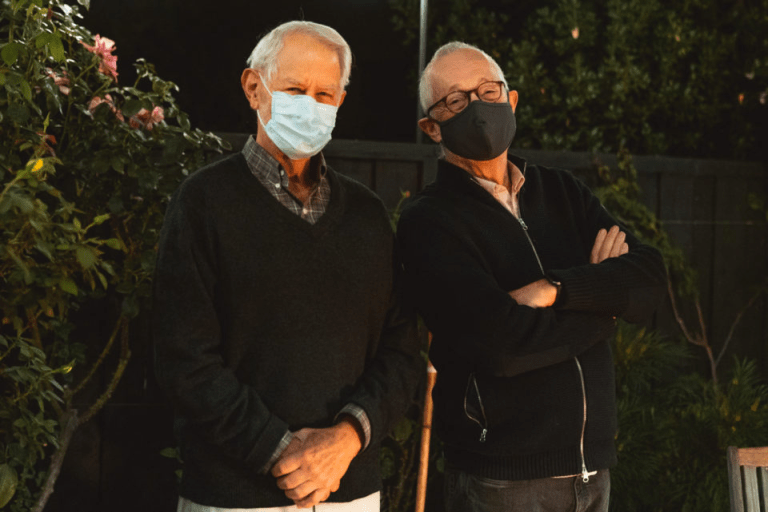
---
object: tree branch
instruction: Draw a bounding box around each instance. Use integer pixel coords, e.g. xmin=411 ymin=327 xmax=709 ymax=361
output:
xmin=70 ymin=315 xmax=124 ymax=399
xmin=78 ymin=321 xmax=131 ymax=426
xmin=667 ymin=279 xmax=703 ymax=345
xmin=715 ymin=288 xmax=764 ymax=369
xmin=31 ymin=408 xmax=79 ymax=512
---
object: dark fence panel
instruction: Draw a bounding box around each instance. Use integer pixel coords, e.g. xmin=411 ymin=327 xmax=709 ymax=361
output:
xmin=49 ymin=137 xmax=767 ymax=511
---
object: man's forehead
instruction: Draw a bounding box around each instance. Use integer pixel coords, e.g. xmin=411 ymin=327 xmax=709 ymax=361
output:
xmin=432 ymin=50 xmax=495 ymax=92
xmin=272 ymin=33 xmax=342 ymax=86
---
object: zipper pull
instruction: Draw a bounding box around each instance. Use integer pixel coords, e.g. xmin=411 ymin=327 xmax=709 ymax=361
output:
xmin=479 ymin=428 xmax=487 ymax=443
xmin=518 ymin=218 xmax=528 ymax=230
xmin=581 ymin=465 xmax=590 ymax=483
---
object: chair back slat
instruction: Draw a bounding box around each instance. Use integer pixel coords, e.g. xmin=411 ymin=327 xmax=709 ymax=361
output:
xmin=743 ymin=467 xmax=761 ymax=510
xmin=728 ymin=446 xmax=768 ymax=512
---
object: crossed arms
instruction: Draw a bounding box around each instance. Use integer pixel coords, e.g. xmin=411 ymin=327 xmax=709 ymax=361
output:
xmin=509 ymin=225 xmax=629 ymax=308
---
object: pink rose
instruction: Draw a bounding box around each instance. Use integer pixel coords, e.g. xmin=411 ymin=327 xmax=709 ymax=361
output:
xmin=88 ymin=94 xmax=124 ymax=122
xmin=45 ymin=67 xmax=70 ymax=95
xmin=81 ymin=34 xmax=118 ymax=82
xmin=130 ymin=106 xmax=165 ymax=131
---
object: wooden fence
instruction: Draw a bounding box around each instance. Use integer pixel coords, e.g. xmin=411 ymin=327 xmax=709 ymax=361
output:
xmin=46 ymin=138 xmax=767 ymax=511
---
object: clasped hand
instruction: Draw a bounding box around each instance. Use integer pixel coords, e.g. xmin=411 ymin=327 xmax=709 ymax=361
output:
xmin=508 ymin=225 xmax=628 ymax=308
xmin=271 ymin=420 xmax=362 ymax=509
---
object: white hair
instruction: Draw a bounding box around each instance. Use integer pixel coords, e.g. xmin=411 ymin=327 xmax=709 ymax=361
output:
xmin=419 ymin=41 xmax=508 ymax=113
xmin=246 ymin=21 xmax=352 ymax=89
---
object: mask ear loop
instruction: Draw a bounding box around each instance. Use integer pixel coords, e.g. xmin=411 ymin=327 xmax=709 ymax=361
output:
xmin=255 ymin=72 xmax=273 ymax=132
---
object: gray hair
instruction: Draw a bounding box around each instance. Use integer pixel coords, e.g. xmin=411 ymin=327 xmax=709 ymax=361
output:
xmin=246 ymin=21 xmax=352 ymax=89
xmin=419 ymin=41 xmax=508 ymax=113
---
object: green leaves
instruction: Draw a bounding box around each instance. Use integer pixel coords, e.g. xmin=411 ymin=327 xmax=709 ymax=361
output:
xmin=74 ymin=245 xmax=97 ymax=269
xmin=0 ymin=1 xmax=228 ymax=509
xmin=392 ymin=0 xmax=768 ymax=160
xmin=58 ymin=278 xmax=78 ymax=295
xmin=0 ymin=464 xmax=19 ymax=508
xmin=35 ymin=32 xmax=65 ymax=62
xmin=1 ymin=42 xmax=24 ymax=66
xmin=121 ymin=98 xmax=145 ymax=117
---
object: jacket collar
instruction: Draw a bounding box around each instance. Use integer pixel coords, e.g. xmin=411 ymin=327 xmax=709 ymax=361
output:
xmin=435 ymin=153 xmax=528 ymax=200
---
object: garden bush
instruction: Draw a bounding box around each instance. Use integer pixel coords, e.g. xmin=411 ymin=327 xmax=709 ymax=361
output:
xmin=391 ymin=0 xmax=768 ymax=161
xmin=0 ymin=0 xmax=226 ymax=509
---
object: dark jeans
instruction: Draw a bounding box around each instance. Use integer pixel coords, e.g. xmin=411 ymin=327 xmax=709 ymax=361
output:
xmin=444 ymin=467 xmax=610 ymax=512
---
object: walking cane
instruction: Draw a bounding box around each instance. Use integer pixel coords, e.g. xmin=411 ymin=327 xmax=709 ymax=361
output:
xmin=415 ymin=333 xmax=436 ymax=512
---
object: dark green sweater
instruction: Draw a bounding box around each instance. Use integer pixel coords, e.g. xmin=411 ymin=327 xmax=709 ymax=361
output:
xmin=397 ymin=156 xmax=666 ymax=480
xmin=152 ymin=153 xmax=421 ymax=507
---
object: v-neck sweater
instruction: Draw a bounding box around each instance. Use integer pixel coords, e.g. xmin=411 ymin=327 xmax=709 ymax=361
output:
xmin=152 ymin=153 xmax=421 ymax=507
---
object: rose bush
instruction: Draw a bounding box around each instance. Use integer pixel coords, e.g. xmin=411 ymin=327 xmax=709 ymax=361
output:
xmin=0 ymin=0 xmax=227 ymax=510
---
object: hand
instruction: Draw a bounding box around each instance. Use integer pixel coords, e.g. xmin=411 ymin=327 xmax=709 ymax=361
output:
xmin=271 ymin=420 xmax=363 ymax=508
xmin=590 ymin=225 xmax=628 ymax=264
xmin=508 ymin=278 xmax=558 ymax=308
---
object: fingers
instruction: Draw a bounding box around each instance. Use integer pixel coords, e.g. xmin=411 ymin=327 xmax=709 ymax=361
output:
xmin=607 ymin=228 xmax=626 ymax=259
xmin=282 ymin=479 xmax=317 ymax=501
xmin=272 ymin=426 xmax=356 ymax=507
xmin=592 ymin=225 xmax=628 ymax=264
xmin=295 ymin=488 xmax=331 ymax=509
xmin=275 ymin=470 xmax=307 ymax=491
xmin=278 ymin=474 xmax=336 ymax=509
xmin=271 ymin=443 xmax=302 ymax=478
xmin=597 ymin=225 xmax=619 ymax=262
xmin=590 ymin=228 xmax=607 ymax=264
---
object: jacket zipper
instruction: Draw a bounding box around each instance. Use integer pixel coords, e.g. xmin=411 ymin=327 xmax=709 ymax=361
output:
xmin=516 ymin=216 xmax=546 ymax=275
xmin=574 ymin=357 xmax=590 ymax=482
xmin=464 ymin=373 xmax=488 ymax=442
xmin=518 ymin=192 xmax=591 ymax=482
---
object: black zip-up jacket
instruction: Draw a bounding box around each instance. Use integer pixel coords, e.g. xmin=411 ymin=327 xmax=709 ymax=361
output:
xmin=396 ymin=155 xmax=666 ymax=481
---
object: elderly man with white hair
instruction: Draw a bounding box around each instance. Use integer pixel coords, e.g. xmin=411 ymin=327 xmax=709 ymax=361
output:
xmin=396 ymin=42 xmax=666 ymax=512
xmin=153 ymin=21 xmax=421 ymax=512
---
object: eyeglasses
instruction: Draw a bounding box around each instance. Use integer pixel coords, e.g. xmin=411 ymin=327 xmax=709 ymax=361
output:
xmin=426 ymin=81 xmax=507 ymax=119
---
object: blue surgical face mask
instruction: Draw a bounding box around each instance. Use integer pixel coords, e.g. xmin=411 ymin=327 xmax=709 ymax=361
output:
xmin=257 ymin=74 xmax=339 ymax=160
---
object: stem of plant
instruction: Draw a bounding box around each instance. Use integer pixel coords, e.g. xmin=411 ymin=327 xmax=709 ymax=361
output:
xmin=31 ymin=408 xmax=78 ymax=512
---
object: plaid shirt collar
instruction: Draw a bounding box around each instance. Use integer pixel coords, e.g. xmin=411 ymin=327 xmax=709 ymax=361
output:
xmin=242 ymin=135 xmax=331 ymax=224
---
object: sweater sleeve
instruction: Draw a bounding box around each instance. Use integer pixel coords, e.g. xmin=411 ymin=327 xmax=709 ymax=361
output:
xmin=339 ymin=239 xmax=424 ymax=449
xmin=397 ymin=208 xmax=617 ymax=378
xmin=152 ymin=183 xmax=289 ymax=474
xmin=548 ymin=179 xmax=667 ymax=323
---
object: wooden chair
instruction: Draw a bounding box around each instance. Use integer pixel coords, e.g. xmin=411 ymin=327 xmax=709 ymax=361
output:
xmin=727 ymin=446 xmax=768 ymax=512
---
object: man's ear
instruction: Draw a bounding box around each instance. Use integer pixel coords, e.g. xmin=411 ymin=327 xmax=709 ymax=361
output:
xmin=418 ymin=117 xmax=442 ymax=144
xmin=509 ymin=90 xmax=519 ymax=112
xmin=241 ymin=68 xmax=261 ymax=110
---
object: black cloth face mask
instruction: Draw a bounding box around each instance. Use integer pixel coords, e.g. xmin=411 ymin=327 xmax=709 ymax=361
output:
xmin=437 ymin=100 xmax=516 ymax=161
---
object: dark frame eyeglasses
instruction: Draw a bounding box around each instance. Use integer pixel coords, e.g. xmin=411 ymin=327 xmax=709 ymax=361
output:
xmin=426 ymin=81 xmax=507 ymax=119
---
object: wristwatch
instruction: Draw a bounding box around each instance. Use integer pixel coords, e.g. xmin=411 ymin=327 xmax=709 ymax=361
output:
xmin=546 ymin=276 xmax=562 ymax=306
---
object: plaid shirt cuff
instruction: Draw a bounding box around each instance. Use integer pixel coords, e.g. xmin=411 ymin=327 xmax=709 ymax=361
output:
xmin=259 ymin=430 xmax=293 ymax=475
xmin=336 ymin=404 xmax=371 ymax=451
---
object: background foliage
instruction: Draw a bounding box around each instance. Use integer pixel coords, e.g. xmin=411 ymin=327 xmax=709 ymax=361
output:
xmin=391 ymin=0 xmax=768 ymax=161
xmin=0 ymin=0 xmax=226 ymax=509
xmin=387 ymin=2 xmax=768 ymax=510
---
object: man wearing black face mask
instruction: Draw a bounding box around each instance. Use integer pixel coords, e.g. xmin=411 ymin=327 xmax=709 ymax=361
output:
xmin=396 ymin=42 xmax=667 ymax=512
